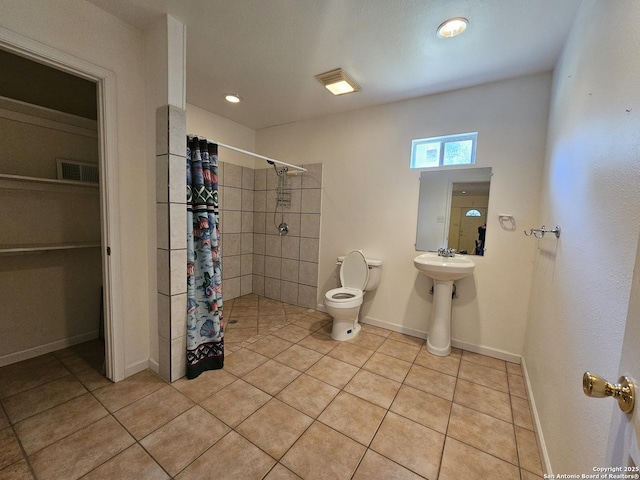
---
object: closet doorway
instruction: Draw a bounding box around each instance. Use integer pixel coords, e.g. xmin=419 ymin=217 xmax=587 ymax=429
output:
xmin=0 ymin=29 xmax=123 ymax=381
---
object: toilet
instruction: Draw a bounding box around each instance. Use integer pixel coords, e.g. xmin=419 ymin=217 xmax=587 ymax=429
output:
xmin=324 ymin=250 xmax=382 ymax=341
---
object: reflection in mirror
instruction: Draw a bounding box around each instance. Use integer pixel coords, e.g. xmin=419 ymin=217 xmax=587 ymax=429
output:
xmin=416 ymin=167 xmax=492 ymax=255
xmin=448 ymin=181 xmax=490 ymax=255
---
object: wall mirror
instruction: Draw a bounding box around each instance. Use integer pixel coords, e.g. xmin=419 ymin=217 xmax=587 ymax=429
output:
xmin=416 ymin=167 xmax=492 ymax=255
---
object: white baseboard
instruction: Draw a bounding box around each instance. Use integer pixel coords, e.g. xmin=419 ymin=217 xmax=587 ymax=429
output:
xmin=450 ymin=339 xmax=521 ymax=364
xmin=362 ymin=315 xmax=428 ymax=340
xmin=361 ymin=315 xmax=521 ymax=364
xmin=0 ymin=331 xmax=99 ymax=367
xmin=521 ymin=356 xmax=552 ymax=475
xmin=124 ymin=359 xmax=150 ymax=378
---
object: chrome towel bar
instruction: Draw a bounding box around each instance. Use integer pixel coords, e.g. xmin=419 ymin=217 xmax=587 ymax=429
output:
xmin=524 ymin=225 xmax=561 ymax=239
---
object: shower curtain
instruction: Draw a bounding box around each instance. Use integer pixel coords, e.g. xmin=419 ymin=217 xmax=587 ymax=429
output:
xmin=186 ymin=136 xmax=223 ymax=379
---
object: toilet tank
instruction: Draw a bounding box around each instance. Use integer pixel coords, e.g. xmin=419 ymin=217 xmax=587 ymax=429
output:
xmin=364 ymin=258 xmax=382 ymax=291
xmin=336 ymin=255 xmax=382 ymax=292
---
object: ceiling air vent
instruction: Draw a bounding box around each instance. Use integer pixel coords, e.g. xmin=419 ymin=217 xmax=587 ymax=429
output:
xmin=56 ymin=159 xmax=99 ymax=184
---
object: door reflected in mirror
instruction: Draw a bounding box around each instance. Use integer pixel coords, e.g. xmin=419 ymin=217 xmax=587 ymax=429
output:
xmin=416 ymin=167 xmax=492 ymax=255
xmin=447 ymin=181 xmax=489 ymax=255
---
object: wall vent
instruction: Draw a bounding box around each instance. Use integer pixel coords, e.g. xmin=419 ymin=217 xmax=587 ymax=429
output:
xmin=56 ymin=158 xmax=99 ymax=183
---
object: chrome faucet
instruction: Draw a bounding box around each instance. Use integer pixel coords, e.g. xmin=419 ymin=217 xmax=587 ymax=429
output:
xmin=437 ymin=248 xmax=456 ymax=258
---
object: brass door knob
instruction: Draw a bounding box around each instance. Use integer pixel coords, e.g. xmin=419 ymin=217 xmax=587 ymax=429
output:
xmin=583 ymin=372 xmax=635 ymax=414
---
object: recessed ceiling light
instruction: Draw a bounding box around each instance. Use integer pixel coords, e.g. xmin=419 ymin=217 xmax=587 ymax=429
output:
xmin=437 ymin=17 xmax=468 ymax=38
xmin=315 ymin=68 xmax=361 ymax=96
xmin=224 ymin=94 xmax=241 ymax=103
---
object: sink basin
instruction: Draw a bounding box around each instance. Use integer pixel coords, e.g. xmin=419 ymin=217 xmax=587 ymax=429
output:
xmin=413 ymin=252 xmax=475 ymax=281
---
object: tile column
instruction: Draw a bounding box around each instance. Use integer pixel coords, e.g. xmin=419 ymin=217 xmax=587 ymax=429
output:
xmin=156 ymin=106 xmax=187 ymax=381
xmin=149 ymin=14 xmax=187 ymax=382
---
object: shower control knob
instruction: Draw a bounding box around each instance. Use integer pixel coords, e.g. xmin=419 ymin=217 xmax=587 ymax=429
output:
xmin=278 ymin=223 xmax=289 ymax=236
xmin=583 ymin=372 xmax=635 ymax=413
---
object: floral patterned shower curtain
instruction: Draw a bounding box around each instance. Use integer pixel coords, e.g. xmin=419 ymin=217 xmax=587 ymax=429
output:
xmin=186 ymin=136 xmax=223 ymax=379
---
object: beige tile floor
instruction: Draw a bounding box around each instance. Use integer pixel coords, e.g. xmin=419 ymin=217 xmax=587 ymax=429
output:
xmin=0 ymin=294 xmax=545 ymax=479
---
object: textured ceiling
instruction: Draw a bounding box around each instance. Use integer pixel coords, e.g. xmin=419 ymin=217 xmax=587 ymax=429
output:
xmin=86 ymin=0 xmax=584 ymax=130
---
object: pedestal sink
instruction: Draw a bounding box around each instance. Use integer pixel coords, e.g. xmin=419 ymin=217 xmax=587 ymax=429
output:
xmin=414 ymin=252 xmax=475 ymax=356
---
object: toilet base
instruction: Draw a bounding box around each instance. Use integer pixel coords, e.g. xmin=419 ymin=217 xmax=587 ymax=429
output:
xmin=331 ymin=319 xmax=361 ymax=341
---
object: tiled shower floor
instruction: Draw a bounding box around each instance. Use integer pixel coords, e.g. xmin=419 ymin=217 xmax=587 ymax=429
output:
xmin=0 ymin=294 xmax=544 ymax=479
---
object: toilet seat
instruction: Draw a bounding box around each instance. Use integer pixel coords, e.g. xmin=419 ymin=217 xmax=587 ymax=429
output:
xmin=324 ymin=287 xmax=363 ymax=309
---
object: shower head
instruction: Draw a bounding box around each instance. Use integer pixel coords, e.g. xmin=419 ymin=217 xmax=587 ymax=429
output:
xmin=266 ymin=160 xmax=280 ymax=176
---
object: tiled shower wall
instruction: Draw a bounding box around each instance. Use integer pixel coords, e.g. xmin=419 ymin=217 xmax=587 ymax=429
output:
xmin=219 ymin=162 xmax=322 ymax=309
xmin=218 ymin=162 xmax=255 ymax=299
xmin=157 ymin=120 xmax=322 ymax=383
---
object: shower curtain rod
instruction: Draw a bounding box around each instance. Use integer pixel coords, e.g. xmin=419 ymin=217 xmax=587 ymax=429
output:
xmin=191 ymin=136 xmax=307 ymax=172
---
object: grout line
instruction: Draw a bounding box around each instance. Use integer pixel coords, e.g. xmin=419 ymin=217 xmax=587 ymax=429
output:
xmin=0 ymin=400 xmax=38 ymax=479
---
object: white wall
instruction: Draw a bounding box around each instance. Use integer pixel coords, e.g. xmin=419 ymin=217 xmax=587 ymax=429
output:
xmin=0 ymin=0 xmax=150 ymax=375
xmin=0 ymin=118 xmax=98 ymax=178
xmin=186 ymin=103 xmax=257 ymax=166
xmin=523 ymin=0 xmax=640 ymax=473
xmin=257 ymin=73 xmax=551 ymax=360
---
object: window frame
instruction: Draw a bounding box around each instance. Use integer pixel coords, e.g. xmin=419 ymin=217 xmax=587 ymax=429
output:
xmin=410 ymin=132 xmax=478 ymax=169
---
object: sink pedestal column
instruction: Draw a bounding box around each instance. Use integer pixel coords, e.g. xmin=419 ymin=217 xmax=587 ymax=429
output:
xmin=427 ymin=279 xmax=453 ymax=356
xmin=413 ymin=252 xmax=474 ymax=357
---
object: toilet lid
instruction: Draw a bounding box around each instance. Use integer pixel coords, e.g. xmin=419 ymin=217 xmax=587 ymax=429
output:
xmin=340 ymin=250 xmax=369 ymax=290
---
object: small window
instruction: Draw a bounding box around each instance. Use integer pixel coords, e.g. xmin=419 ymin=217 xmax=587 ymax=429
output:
xmin=465 ymin=209 xmax=482 ymax=217
xmin=410 ymin=132 xmax=477 ymax=168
